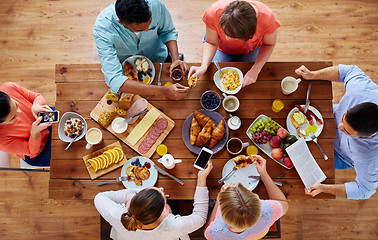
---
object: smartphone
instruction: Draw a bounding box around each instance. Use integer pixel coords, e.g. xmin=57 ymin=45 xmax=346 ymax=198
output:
xmin=194 ymin=147 xmax=213 ymax=171
xmin=39 ymin=111 xmax=59 ymax=123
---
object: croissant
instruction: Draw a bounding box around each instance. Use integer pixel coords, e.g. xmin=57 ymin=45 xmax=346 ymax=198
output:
xmin=193 ymin=110 xmax=211 ymax=127
xmin=190 ymin=117 xmax=202 ymax=145
xmin=234 ymin=155 xmax=257 ymax=169
xmin=209 ymin=120 xmax=225 ymax=148
xmin=196 ymin=119 xmax=213 ymax=146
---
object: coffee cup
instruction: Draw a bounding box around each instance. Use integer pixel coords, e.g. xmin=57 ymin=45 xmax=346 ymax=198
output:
xmin=222 ymin=93 xmax=240 ymax=112
xmin=157 ymin=154 xmax=182 ymax=169
xmin=85 ymin=128 xmax=103 ymax=149
xmin=227 ymin=114 xmax=241 ymax=131
xmin=281 ymin=76 xmax=301 ymax=95
xmin=226 ymin=137 xmax=250 ymax=155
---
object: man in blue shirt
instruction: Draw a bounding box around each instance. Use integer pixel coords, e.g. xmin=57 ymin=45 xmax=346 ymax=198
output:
xmin=94 ymin=0 xmax=189 ymax=100
xmin=295 ymin=64 xmax=378 ymax=200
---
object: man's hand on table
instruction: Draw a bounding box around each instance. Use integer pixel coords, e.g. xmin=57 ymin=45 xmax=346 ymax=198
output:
xmin=169 ymin=60 xmax=189 ymax=78
xmin=242 ymin=68 xmax=259 ymax=87
xmin=295 ymin=65 xmax=315 ymax=80
xmin=305 ymin=183 xmax=347 ymax=198
xmin=162 ymin=83 xmax=189 ymax=100
xmin=197 ymin=160 xmax=213 ymax=187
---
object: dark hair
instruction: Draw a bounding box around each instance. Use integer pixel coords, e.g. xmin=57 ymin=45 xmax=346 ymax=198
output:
xmin=120 ymin=188 xmax=165 ymax=231
xmin=219 ymin=1 xmax=257 ymax=41
xmin=345 ymin=102 xmax=378 ymax=136
xmin=0 ymin=91 xmax=11 ymax=123
xmin=115 ymin=0 xmax=151 ymax=25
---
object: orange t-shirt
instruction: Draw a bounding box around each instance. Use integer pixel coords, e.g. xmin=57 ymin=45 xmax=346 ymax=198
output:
xmin=203 ymin=0 xmax=281 ymax=54
xmin=0 ymin=82 xmax=49 ymax=159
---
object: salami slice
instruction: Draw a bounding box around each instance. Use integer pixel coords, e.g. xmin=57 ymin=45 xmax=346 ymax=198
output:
xmin=125 ymin=98 xmax=148 ymax=125
xmin=138 ymin=144 xmax=149 ymax=154
xmin=156 ymin=118 xmax=168 ymax=131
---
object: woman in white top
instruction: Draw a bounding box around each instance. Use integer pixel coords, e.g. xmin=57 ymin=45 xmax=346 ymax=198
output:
xmin=94 ymin=160 xmax=213 ymax=240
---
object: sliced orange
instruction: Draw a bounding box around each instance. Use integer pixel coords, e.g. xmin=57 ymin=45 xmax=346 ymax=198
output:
xmin=113 ymin=147 xmax=124 ymax=163
xmin=92 ymin=157 xmax=103 ymax=171
xmin=97 ymin=155 xmax=106 ymax=169
xmin=103 ymin=151 xmax=113 ymax=168
xmin=106 ymin=150 xmax=116 ymax=164
xmin=111 ymin=149 xmax=120 ymax=163
xmin=87 ymin=159 xmax=99 ymax=172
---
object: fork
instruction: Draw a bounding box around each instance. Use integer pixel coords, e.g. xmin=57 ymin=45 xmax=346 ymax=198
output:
xmin=157 ymin=63 xmax=162 ymax=86
xmin=310 ymin=134 xmax=328 ymax=160
xmin=97 ymin=176 xmax=128 ymax=186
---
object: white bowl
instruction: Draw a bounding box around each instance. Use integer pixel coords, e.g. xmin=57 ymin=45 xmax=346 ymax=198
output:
xmin=213 ymin=67 xmax=243 ymax=95
xmin=58 ymin=112 xmax=87 ymax=143
xmin=112 ymin=117 xmax=128 ymax=134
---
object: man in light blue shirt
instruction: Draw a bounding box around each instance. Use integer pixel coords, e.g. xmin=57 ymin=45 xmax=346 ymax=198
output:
xmin=295 ymin=64 xmax=378 ymax=200
xmin=94 ymin=0 xmax=189 ymax=99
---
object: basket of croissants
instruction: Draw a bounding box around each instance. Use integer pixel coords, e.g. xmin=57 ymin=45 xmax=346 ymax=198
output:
xmin=190 ymin=110 xmax=226 ymax=148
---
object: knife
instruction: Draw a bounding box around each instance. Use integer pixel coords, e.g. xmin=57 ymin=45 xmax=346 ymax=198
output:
xmin=154 ymin=164 xmax=184 ymax=185
xmin=117 ymin=109 xmax=149 ymax=126
xmin=248 ymin=176 xmax=283 ymax=186
xmin=304 ymin=82 xmax=311 ymax=113
xmin=218 ymin=167 xmax=237 ymax=184
xmin=157 ymin=63 xmax=162 ymax=86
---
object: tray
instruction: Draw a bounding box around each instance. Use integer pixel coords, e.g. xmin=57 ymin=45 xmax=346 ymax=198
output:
xmin=83 ymin=141 xmax=128 ymax=179
xmin=246 ymin=114 xmax=293 ymax=169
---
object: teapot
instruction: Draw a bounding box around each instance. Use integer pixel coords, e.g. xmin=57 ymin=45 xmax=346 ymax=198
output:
xmin=158 ymin=154 xmax=182 ymax=169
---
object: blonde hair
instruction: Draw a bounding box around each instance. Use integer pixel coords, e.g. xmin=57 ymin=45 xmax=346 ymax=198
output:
xmin=218 ymin=184 xmax=261 ymax=229
xmin=120 ymin=188 xmax=165 ymax=231
xmin=219 ymin=1 xmax=257 ymax=41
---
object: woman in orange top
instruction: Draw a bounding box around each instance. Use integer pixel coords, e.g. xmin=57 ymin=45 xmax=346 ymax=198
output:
xmin=189 ymin=0 xmax=280 ymax=86
xmin=0 ymin=82 xmax=52 ymax=166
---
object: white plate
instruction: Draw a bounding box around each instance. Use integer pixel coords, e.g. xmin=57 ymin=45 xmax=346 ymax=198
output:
xmin=122 ymin=55 xmax=155 ymax=84
xmin=286 ymin=105 xmax=324 ymax=141
xmin=213 ymin=67 xmax=243 ymax=95
xmin=121 ymin=156 xmax=158 ymax=190
xmin=221 ymin=159 xmax=259 ymax=191
xmin=58 ymin=112 xmax=87 ymax=143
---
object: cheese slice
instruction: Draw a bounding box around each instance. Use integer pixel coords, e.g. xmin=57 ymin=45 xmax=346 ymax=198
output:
xmin=126 ymin=108 xmax=160 ymax=146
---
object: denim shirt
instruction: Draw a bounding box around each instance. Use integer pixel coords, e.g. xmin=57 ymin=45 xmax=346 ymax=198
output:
xmin=334 ymin=64 xmax=378 ymax=199
xmin=94 ymin=0 xmax=178 ymax=93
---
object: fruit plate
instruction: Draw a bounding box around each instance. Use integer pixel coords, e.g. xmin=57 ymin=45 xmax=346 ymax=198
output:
xmin=83 ymin=141 xmax=128 ymax=180
xmin=286 ymin=105 xmax=324 ymax=141
xmin=182 ymin=109 xmax=229 ymax=154
xmin=246 ymin=114 xmax=293 ymax=169
xmin=222 ymin=159 xmax=259 ymax=191
xmin=122 ymin=55 xmax=155 ymax=84
xmin=121 ymin=156 xmax=158 ymax=190
xmin=213 ymin=67 xmax=243 ymax=95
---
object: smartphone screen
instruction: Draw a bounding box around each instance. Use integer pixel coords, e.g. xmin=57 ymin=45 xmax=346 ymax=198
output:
xmin=194 ymin=148 xmax=213 ymax=170
xmin=39 ymin=111 xmax=59 ymax=123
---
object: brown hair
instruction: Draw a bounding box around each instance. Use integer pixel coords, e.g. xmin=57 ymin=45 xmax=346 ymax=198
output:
xmin=218 ymin=184 xmax=261 ymax=229
xmin=121 ymin=188 xmax=165 ymax=231
xmin=219 ymin=1 xmax=257 ymax=41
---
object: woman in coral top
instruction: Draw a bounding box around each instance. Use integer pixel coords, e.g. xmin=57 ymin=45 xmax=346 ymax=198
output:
xmin=0 ymin=82 xmax=52 ymax=166
xmin=189 ymin=0 xmax=280 ymax=86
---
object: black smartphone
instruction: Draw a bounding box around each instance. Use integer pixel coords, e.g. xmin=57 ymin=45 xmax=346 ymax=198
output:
xmin=194 ymin=147 xmax=213 ymax=170
xmin=39 ymin=111 xmax=59 ymax=123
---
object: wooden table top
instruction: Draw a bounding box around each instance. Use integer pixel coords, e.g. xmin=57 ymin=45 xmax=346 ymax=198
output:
xmin=50 ymin=61 xmax=336 ymax=200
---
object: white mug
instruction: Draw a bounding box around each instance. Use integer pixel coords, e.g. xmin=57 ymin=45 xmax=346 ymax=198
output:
xmin=281 ymin=76 xmax=301 ymax=95
xmin=85 ymin=128 xmax=103 ymax=149
xmin=157 ymin=154 xmax=182 ymax=169
xmin=227 ymin=114 xmax=241 ymax=131
xmin=222 ymin=93 xmax=240 ymax=112
xmin=226 ymin=137 xmax=250 ymax=155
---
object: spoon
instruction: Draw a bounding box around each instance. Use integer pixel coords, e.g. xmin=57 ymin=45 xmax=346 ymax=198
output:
xmin=214 ymin=61 xmax=225 ymax=78
xmin=65 ymin=135 xmax=79 ymax=150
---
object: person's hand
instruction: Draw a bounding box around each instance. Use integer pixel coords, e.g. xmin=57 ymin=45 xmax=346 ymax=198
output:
xmin=295 ymin=65 xmax=314 ymax=80
xmin=30 ymin=116 xmax=51 ymax=139
xmin=31 ymin=103 xmax=52 ymax=119
xmin=197 ymin=160 xmax=213 ymax=187
xmin=253 ymin=155 xmax=268 ymax=176
xmin=188 ymin=66 xmax=207 ymax=79
xmin=220 ymin=182 xmax=238 ymax=192
xmin=170 ymin=60 xmax=189 ymax=78
xmin=242 ymin=68 xmax=259 ymax=87
xmin=305 ymin=183 xmax=324 ymax=197
xmin=162 ymin=83 xmax=189 ymax=100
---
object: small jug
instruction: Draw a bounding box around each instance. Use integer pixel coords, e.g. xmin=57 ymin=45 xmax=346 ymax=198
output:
xmin=157 ymin=154 xmax=182 ymax=169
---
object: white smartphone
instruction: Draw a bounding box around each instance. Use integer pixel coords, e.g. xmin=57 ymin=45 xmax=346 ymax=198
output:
xmin=194 ymin=147 xmax=213 ymax=171
xmin=39 ymin=111 xmax=59 ymax=123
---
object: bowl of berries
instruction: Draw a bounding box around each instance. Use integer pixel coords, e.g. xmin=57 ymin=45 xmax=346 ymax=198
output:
xmin=200 ymin=90 xmax=221 ymax=111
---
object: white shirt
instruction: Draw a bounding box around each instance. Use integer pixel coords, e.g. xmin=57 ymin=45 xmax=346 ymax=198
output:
xmin=94 ymin=187 xmax=209 ymax=240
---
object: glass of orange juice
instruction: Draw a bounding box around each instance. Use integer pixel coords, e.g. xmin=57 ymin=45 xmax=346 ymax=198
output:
xmin=272 ymin=99 xmax=284 ymax=113
xmin=156 ymin=144 xmax=168 ymax=156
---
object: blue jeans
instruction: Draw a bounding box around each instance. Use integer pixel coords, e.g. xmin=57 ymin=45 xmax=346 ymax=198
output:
xmin=213 ymin=47 xmax=260 ymax=63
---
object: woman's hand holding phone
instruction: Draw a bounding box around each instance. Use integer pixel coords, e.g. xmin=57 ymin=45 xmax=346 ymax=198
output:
xmin=197 ymin=160 xmax=213 ymax=187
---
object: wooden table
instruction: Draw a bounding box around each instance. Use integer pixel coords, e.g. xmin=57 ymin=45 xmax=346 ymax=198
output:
xmin=50 ymin=61 xmax=336 ymax=200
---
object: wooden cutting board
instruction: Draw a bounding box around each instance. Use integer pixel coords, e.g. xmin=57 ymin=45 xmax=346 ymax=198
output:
xmin=90 ymin=91 xmax=175 ymax=158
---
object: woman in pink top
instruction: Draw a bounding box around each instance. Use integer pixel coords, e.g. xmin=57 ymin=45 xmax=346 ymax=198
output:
xmin=189 ymin=0 xmax=280 ymax=86
xmin=0 ymin=82 xmax=52 ymax=166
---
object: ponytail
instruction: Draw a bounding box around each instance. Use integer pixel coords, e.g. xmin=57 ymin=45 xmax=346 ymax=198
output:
xmin=121 ymin=212 xmax=143 ymax=231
